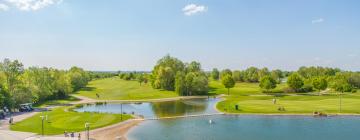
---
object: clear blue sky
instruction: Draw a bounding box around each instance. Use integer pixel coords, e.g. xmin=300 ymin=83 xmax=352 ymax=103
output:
xmin=0 ymin=0 xmax=359 ymax=71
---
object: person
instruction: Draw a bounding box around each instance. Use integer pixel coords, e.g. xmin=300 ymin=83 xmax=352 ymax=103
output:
xmin=64 ymin=131 xmax=68 ymax=137
xmin=9 ymin=117 xmax=13 ymax=124
xmin=71 ymin=132 xmax=74 ymax=137
xmin=78 ymin=133 xmax=81 ymax=140
xmin=272 ymin=98 xmax=277 ymax=104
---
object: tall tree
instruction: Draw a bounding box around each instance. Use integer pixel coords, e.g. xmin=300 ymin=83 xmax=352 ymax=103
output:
xmin=244 ymin=67 xmax=259 ymax=82
xmin=312 ymin=77 xmax=328 ymax=95
xmin=259 ymin=76 xmax=277 ymax=93
xmin=220 ymin=69 xmax=232 ymax=79
xmin=0 ymin=59 xmax=24 ymax=96
xmin=211 ymin=68 xmax=220 ymax=80
xmin=258 ymin=67 xmax=270 ymax=80
xmin=271 ymin=69 xmax=283 ymax=84
xmin=68 ymin=67 xmax=90 ymax=91
xmin=151 ymin=55 xmax=185 ymax=90
xmin=221 ymin=74 xmax=235 ymax=95
xmin=287 ymin=73 xmax=304 ymax=92
xmin=232 ymin=70 xmax=244 ymax=82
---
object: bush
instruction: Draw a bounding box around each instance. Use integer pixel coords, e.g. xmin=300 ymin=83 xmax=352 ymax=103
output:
xmin=299 ymin=84 xmax=313 ymax=93
xmin=283 ymin=87 xmax=296 ymax=93
xmin=352 ymin=89 xmax=357 ymax=93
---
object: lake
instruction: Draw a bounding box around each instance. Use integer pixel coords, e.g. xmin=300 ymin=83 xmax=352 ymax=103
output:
xmin=127 ymin=115 xmax=360 ymax=140
xmin=74 ymin=97 xmax=220 ymax=118
xmin=75 ymin=98 xmax=360 ymax=140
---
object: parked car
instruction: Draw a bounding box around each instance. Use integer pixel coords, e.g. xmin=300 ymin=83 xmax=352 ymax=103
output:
xmin=0 ymin=110 xmax=5 ymax=119
xmin=19 ymin=103 xmax=34 ymax=112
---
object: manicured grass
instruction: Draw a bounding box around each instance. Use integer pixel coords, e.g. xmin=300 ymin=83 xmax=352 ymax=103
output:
xmin=217 ymin=93 xmax=360 ymax=114
xmin=209 ymin=80 xmax=287 ymax=95
xmin=10 ymin=107 xmax=132 ymax=135
xmin=76 ymin=77 xmax=178 ymax=100
xmin=34 ymin=96 xmax=80 ymax=107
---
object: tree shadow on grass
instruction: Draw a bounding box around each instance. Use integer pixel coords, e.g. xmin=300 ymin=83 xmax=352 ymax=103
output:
xmin=78 ymin=86 xmax=97 ymax=92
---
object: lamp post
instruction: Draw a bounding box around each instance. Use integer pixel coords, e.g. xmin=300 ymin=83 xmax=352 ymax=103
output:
xmin=40 ymin=115 xmax=45 ymax=136
xmin=121 ymin=103 xmax=123 ymax=120
xmin=85 ymin=122 xmax=90 ymax=140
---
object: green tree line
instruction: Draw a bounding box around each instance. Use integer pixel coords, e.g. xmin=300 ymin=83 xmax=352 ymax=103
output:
xmin=0 ymin=59 xmax=111 ymax=109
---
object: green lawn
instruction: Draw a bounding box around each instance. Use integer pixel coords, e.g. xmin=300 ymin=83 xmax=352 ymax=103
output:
xmin=34 ymin=96 xmax=80 ymax=107
xmin=217 ymin=92 xmax=360 ymax=114
xmin=76 ymin=77 xmax=178 ymax=100
xmin=11 ymin=107 xmax=132 ymax=135
xmin=209 ymin=80 xmax=287 ymax=95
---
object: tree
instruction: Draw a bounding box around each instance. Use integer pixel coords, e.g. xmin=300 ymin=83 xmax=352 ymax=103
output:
xmin=186 ymin=61 xmax=201 ymax=73
xmin=221 ymin=74 xmax=235 ymax=95
xmin=175 ymin=72 xmax=186 ymax=96
xmin=68 ymin=67 xmax=90 ymax=91
xmin=312 ymin=77 xmax=328 ymax=95
xmin=0 ymin=59 xmax=24 ymax=95
xmin=21 ymin=67 xmax=55 ymax=102
xmin=137 ymin=74 xmax=145 ymax=86
xmin=271 ymin=69 xmax=283 ymax=84
xmin=258 ymin=67 xmax=270 ymax=80
xmin=232 ymin=70 xmax=244 ymax=82
xmin=330 ymin=73 xmax=353 ymax=93
xmin=244 ymin=67 xmax=259 ymax=82
xmin=0 ymin=59 xmax=24 ymax=108
xmin=220 ymin=69 xmax=232 ymax=79
xmin=259 ymin=76 xmax=277 ymax=93
xmin=151 ymin=55 xmax=185 ymax=90
xmin=211 ymin=68 xmax=220 ymax=80
xmin=287 ymin=73 xmax=304 ymax=92
xmin=330 ymin=73 xmax=353 ymax=113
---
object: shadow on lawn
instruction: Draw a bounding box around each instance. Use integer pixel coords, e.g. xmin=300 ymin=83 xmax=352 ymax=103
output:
xmin=79 ymin=86 xmax=97 ymax=92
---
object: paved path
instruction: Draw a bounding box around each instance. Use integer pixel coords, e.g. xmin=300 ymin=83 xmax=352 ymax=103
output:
xmin=0 ymin=130 xmax=36 ymax=140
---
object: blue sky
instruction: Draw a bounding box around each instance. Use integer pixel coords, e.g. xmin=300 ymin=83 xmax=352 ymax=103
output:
xmin=0 ymin=0 xmax=359 ymax=71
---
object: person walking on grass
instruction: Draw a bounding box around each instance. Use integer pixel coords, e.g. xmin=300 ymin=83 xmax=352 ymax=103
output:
xmin=272 ymin=98 xmax=277 ymax=104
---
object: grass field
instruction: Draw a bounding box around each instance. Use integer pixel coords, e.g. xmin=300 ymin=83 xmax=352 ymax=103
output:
xmin=10 ymin=107 xmax=132 ymax=135
xmin=76 ymin=77 xmax=178 ymax=100
xmin=209 ymin=80 xmax=286 ymax=95
xmin=217 ymin=92 xmax=360 ymax=114
xmin=34 ymin=96 xmax=80 ymax=107
xmin=76 ymin=77 xmax=284 ymax=100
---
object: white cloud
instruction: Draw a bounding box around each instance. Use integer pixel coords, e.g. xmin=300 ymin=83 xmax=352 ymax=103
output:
xmin=182 ymin=4 xmax=207 ymax=16
xmin=4 ymin=0 xmax=62 ymax=11
xmin=312 ymin=18 xmax=324 ymax=24
xmin=0 ymin=3 xmax=9 ymax=11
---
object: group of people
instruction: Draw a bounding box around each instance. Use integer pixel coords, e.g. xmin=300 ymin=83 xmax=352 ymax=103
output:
xmin=64 ymin=131 xmax=81 ymax=139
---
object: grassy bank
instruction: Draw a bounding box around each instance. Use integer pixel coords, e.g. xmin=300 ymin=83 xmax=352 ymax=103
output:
xmin=10 ymin=107 xmax=132 ymax=135
xmin=217 ymin=92 xmax=360 ymax=114
xmin=209 ymin=80 xmax=286 ymax=95
xmin=76 ymin=77 xmax=178 ymax=100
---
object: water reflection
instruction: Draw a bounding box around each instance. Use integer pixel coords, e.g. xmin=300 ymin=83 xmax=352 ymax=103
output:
xmin=74 ymin=98 xmax=219 ymax=119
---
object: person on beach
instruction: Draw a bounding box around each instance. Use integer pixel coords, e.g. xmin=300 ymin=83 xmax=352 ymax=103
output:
xmin=78 ymin=133 xmax=81 ymax=140
xmin=64 ymin=131 xmax=68 ymax=137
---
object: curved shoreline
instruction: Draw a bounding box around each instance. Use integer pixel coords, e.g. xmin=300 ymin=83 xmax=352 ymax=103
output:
xmin=6 ymin=94 xmax=360 ymax=140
